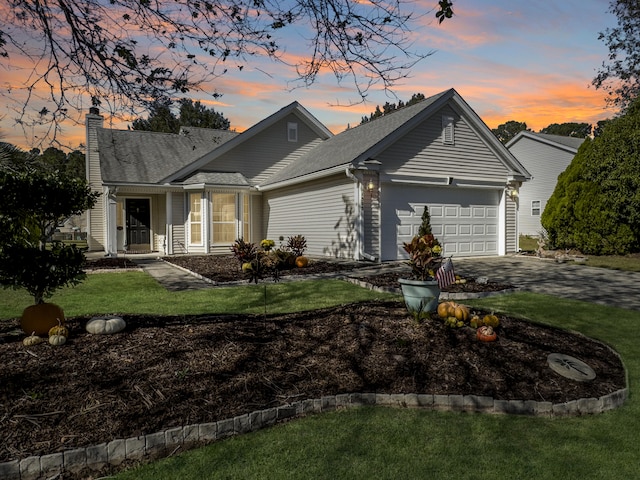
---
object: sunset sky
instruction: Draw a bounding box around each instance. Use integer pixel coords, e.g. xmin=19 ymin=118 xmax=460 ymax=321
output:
xmin=1 ymin=0 xmax=620 ymax=151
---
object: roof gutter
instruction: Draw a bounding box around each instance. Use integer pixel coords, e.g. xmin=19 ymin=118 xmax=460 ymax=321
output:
xmin=256 ymin=164 xmax=351 ymax=191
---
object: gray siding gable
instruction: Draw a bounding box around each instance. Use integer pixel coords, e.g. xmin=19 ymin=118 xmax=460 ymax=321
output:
xmin=198 ymin=112 xmax=326 ymax=185
xmin=261 ymin=88 xmax=530 ymax=188
xmin=162 ymin=102 xmax=332 ymax=184
xmin=377 ymin=105 xmax=512 ymax=182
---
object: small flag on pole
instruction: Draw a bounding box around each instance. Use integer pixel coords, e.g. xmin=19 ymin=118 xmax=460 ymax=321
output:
xmin=436 ymin=257 xmax=456 ymax=289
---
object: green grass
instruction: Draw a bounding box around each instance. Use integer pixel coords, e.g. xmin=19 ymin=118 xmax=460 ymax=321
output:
xmin=0 ymin=273 xmax=397 ymax=320
xmin=519 ymin=234 xmax=539 ymax=251
xmin=579 ymin=254 xmax=640 ymax=272
xmin=112 ymin=291 xmax=640 ymax=480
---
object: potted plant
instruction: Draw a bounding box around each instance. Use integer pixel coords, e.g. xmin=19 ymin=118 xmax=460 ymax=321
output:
xmin=399 ymin=233 xmax=443 ymax=319
xmin=398 ymin=207 xmax=443 ymax=319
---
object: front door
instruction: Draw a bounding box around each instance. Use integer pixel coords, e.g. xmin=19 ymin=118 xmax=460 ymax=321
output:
xmin=126 ymin=199 xmax=151 ymax=250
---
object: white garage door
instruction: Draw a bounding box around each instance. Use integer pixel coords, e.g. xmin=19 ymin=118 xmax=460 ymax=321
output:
xmin=381 ymin=185 xmax=500 ymax=261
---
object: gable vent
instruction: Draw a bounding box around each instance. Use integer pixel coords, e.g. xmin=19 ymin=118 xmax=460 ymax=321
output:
xmin=442 ymin=115 xmax=455 ymax=145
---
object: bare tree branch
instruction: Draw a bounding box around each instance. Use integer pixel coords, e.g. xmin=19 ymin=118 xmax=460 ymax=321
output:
xmin=1 ymin=0 xmax=454 ymax=146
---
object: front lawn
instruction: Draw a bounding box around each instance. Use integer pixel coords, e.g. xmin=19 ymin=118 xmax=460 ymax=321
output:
xmin=0 ymin=272 xmax=396 ymax=320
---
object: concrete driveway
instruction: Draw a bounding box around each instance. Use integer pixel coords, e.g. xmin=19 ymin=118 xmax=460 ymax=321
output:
xmin=452 ymin=255 xmax=640 ymax=312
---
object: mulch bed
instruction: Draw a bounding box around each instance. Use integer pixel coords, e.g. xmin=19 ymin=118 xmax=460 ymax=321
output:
xmin=0 ymin=255 xmax=627 ymax=473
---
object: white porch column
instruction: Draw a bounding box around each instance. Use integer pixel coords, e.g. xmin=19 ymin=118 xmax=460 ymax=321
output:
xmin=105 ymin=187 xmax=118 ymax=257
xmin=165 ymin=192 xmax=173 ymax=255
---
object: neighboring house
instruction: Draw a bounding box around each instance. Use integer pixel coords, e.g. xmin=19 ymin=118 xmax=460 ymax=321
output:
xmin=85 ymin=88 xmax=530 ymax=261
xmin=506 ymin=131 xmax=584 ymax=241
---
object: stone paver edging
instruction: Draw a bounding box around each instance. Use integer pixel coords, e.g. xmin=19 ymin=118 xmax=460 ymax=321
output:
xmin=1 ymin=384 xmax=629 ymax=480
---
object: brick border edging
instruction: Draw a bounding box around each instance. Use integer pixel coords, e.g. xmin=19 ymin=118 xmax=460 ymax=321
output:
xmin=1 ymin=386 xmax=629 ymax=480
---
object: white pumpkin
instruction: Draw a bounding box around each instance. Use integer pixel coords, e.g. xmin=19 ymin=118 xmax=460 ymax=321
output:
xmin=86 ymin=316 xmax=126 ymax=335
xmin=48 ymin=334 xmax=67 ymax=346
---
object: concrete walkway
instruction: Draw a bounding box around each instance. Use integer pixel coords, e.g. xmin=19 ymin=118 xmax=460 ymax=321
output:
xmin=117 ymin=253 xmax=640 ymax=311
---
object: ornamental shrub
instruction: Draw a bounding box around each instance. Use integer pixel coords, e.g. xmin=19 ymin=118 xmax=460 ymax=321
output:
xmin=542 ymin=97 xmax=640 ymax=254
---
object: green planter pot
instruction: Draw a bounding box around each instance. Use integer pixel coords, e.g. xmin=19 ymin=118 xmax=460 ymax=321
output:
xmin=398 ymin=278 xmax=440 ymax=315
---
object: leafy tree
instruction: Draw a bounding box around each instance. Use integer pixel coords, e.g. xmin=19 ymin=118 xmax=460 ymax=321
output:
xmin=131 ymin=99 xmax=181 ymax=134
xmin=360 ymin=93 xmax=426 ymax=124
xmin=539 ymin=122 xmax=591 ymax=138
xmin=1 ymin=0 xmax=454 ymax=146
xmin=0 ymin=154 xmax=100 ymax=304
xmin=593 ymin=0 xmax=640 ymax=111
xmin=132 ymin=98 xmax=231 ymax=133
xmin=541 ymin=97 xmax=640 ymax=255
xmin=593 ymin=119 xmax=613 ymax=138
xmin=178 ymin=99 xmax=231 ymax=130
xmin=492 ymin=120 xmax=528 ymax=144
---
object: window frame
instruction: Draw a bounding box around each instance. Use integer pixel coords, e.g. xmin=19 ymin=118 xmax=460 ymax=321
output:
xmin=531 ymin=200 xmax=541 ymax=216
xmin=188 ymin=192 xmax=203 ymax=246
xmin=211 ymin=192 xmax=237 ymax=245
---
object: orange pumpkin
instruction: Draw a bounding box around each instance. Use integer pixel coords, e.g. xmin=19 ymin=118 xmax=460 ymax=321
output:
xmin=437 ymin=301 xmax=455 ymax=319
xmin=454 ymin=304 xmax=470 ymax=322
xmin=21 ymin=303 xmax=65 ymax=336
xmin=477 ymin=325 xmax=497 ymax=342
xmin=295 ymin=256 xmax=309 ymax=268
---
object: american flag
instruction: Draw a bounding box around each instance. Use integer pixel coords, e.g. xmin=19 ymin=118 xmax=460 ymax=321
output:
xmin=436 ymin=257 xmax=456 ymax=289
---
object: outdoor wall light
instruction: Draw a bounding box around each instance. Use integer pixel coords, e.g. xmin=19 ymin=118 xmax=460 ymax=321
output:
xmin=367 ymin=180 xmax=375 ymax=191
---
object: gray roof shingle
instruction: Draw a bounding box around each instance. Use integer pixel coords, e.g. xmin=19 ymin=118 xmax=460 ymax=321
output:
xmin=98 ymin=128 xmax=238 ymax=184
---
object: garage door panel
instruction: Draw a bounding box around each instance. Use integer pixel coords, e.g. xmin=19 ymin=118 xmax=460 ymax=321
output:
xmin=382 ymin=185 xmax=500 ymax=261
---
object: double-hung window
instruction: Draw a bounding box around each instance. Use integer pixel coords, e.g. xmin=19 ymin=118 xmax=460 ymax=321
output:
xmin=189 ymin=193 xmax=202 ymax=245
xmin=531 ymin=200 xmax=541 ymax=216
xmin=212 ymin=193 xmax=236 ymax=244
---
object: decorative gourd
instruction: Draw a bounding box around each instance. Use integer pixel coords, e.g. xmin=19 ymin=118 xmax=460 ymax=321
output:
xmin=468 ymin=315 xmax=479 ymax=328
xmin=21 ymin=303 xmax=65 ymax=336
xmin=295 ymin=256 xmax=309 ymax=268
xmin=48 ymin=334 xmax=67 ymax=346
xmin=437 ymin=301 xmax=455 ymax=319
xmin=86 ymin=316 xmax=126 ymax=335
xmin=23 ymin=332 xmax=44 ymax=346
xmin=483 ymin=313 xmax=500 ymax=328
xmin=48 ymin=318 xmax=69 ymax=338
xmin=477 ymin=325 xmax=497 ymax=342
xmin=454 ymin=304 xmax=470 ymax=322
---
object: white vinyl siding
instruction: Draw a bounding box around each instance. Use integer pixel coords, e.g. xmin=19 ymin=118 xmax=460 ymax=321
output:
xmin=262 ymin=174 xmax=356 ymax=258
xmin=508 ymin=136 xmax=577 ymax=236
xmin=531 ymin=200 xmax=541 ymax=216
xmin=506 ymin=194 xmax=518 ymax=253
xmin=378 ymin=106 xmax=509 ymax=182
xmin=86 ymin=114 xmax=105 ymax=251
xmin=171 ymin=193 xmax=187 ymax=254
